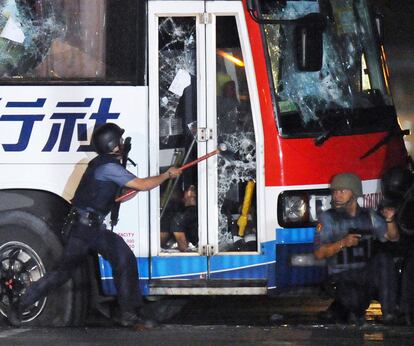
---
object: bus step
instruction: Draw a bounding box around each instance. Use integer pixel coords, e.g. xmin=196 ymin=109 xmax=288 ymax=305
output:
xmin=149 ymin=279 xmax=267 ymax=288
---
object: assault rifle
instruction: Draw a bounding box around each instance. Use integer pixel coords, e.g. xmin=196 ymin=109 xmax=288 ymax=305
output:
xmin=110 ymin=137 xmax=136 ymax=231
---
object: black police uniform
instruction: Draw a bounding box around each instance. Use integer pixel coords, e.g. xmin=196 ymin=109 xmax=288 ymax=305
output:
xmin=382 ymin=182 xmax=414 ymax=324
xmin=18 ymin=154 xmax=142 ymax=315
xmin=315 ymin=207 xmax=397 ymax=321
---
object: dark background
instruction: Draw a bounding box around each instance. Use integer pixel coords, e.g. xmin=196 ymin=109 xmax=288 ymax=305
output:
xmin=376 ymin=1 xmax=414 ymax=155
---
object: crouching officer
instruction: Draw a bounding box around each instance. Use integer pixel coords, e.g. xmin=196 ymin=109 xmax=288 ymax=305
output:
xmin=7 ymin=123 xmax=181 ymax=328
xmin=379 ymin=166 xmax=414 ymax=324
xmin=314 ymin=173 xmax=400 ymax=324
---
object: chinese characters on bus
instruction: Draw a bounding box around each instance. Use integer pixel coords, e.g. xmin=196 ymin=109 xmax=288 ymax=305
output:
xmin=0 ymin=98 xmax=120 ymax=152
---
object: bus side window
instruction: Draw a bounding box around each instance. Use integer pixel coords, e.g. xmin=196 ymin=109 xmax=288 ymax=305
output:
xmin=0 ymin=0 xmax=140 ymax=82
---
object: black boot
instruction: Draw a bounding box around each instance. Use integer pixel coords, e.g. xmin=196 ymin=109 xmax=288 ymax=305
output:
xmin=113 ymin=310 xmax=140 ymax=327
xmin=136 ymin=306 xmax=159 ymax=329
xmin=135 ymin=315 xmax=159 ymax=329
xmin=113 ymin=309 xmax=158 ymax=328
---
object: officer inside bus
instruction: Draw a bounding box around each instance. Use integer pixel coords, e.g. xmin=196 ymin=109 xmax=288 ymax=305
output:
xmin=314 ymin=173 xmax=400 ymax=325
xmin=7 ymin=123 xmax=181 ymax=328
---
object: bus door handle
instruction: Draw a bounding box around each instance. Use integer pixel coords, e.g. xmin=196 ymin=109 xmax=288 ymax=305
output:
xmin=202 ymin=244 xmax=216 ymax=256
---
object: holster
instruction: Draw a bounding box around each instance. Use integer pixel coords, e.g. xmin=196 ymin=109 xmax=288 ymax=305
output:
xmin=61 ymin=208 xmax=104 ymax=242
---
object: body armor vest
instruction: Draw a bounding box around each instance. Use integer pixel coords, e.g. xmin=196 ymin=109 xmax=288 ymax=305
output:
xmin=72 ymin=154 xmax=121 ymax=216
xmin=328 ymin=208 xmax=374 ymax=272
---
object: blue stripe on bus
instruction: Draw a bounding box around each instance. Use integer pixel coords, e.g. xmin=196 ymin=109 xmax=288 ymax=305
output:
xmin=210 ymin=262 xmax=274 ymax=279
xmin=210 ymin=241 xmax=275 ymax=273
xmin=99 ymin=241 xmax=276 ymax=280
xmin=99 ymin=229 xmax=317 ymax=280
xmin=99 ymin=256 xmax=207 ymax=280
xmin=275 ymin=227 xmax=316 ymax=244
xmin=99 ymin=228 xmax=318 ymax=295
xmin=151 ymin=255 xmax=208 ymax=278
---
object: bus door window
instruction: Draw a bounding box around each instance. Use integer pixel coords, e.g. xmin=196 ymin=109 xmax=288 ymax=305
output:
xmin=158 ymin=17 xmax=199 ymax=253
xmin=215 ymin=16 xmax=257 ymax=253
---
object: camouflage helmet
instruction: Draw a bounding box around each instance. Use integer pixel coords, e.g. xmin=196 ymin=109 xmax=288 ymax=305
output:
xmin=330 ymin=173 xmax=363 ymax=197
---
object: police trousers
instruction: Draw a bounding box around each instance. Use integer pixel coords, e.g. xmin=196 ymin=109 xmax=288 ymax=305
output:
xmin=20 ymin=221 xmax=142 ymax=313
xmin=330 ymin=252 xmax=397 ymax=318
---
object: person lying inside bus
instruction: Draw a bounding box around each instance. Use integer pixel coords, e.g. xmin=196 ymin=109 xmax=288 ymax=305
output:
xmin=161 ymin=185 xmax=198 ymax=252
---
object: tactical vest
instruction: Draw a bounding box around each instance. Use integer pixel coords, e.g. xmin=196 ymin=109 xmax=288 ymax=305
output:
xmin=328 ymin=208 xmax=374 ymax=273
xmin=71 ymin=154 xmax=121 ymax=216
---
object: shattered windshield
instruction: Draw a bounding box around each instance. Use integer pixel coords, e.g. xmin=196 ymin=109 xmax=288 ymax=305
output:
xmin=262 ymin=0 xmax=396 ymax=137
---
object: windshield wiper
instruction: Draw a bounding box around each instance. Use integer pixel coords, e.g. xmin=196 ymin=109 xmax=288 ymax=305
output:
xmin=314 ymin=112 xmax=352 ymax=146
xmin=314 ymin=128 xmax=334 ymax=146
xmin=359 ymin=129 xmax=410 ymax=160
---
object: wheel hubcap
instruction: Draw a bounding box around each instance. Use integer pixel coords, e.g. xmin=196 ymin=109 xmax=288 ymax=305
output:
xmin=0 ymin=241 xmax=47 ymax=322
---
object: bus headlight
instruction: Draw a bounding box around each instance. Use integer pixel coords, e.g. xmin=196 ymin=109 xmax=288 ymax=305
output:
xmin=279 ymin=193 xmax=309 ymax=226
xmin=278 ymin=189 xmax=331 ymax=227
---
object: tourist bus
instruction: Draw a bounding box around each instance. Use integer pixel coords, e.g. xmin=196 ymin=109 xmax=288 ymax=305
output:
xmin=0 ymin=0 xmax=408 ymax=325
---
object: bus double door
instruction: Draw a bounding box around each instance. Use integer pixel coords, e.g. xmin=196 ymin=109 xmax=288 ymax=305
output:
xmin=148 ymin=1 xmax=269 ymax=292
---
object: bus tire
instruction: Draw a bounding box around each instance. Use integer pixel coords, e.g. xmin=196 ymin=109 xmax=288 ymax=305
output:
xmin=0 ymin=210 xmax=89 ymax=326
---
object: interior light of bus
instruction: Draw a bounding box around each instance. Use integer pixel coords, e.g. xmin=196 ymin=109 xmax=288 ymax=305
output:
xmin=217 ymin=49 xmax=245 ymax=67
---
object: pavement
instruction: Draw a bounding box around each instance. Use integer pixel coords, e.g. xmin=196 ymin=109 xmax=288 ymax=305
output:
xmin=2 ymin=296 xmax=414 ymax=345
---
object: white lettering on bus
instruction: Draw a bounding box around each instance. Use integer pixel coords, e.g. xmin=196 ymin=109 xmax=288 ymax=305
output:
xmin=363 ymin=192 xmax=382 ymax=209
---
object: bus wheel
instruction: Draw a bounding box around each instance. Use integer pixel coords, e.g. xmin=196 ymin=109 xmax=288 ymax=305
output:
xmin=0 ymin=210 xmax=88 ymax=326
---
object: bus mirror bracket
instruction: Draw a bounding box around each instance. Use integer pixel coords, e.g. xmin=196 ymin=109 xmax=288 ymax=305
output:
xmin=294 ymin=14 xmax=326 ymax=72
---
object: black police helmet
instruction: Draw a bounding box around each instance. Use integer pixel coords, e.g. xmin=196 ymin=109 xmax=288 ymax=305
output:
xmin=92 ymin=123 xmax=125 ymax=154
xmin=381 ymin=167 xmax=413 ymax=199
